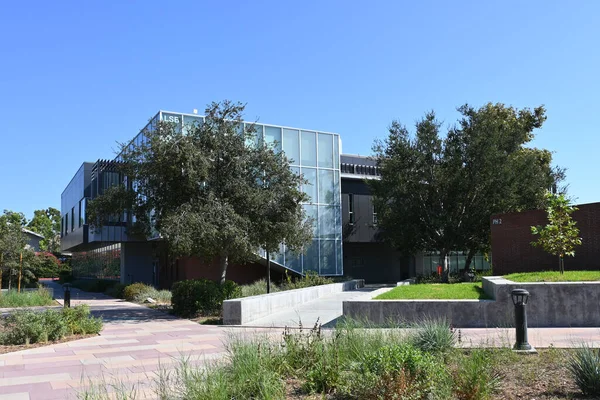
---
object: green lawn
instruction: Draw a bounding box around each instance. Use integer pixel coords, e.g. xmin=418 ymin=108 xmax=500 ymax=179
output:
xmin=375 ymin=283 xmax=489 ymax=300
xmin=504 ymin=270 xmax=600 ymax=282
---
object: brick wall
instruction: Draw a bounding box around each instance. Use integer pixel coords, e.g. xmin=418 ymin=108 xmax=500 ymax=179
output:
xmin=491 ymin=202 xmax=600 ymax=275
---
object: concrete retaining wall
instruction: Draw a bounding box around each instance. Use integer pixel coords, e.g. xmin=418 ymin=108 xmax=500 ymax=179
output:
xmin=223 ymin=279 xmax=365 ymax=325
xmin=343 ymin=277 xmax=600 ymax=328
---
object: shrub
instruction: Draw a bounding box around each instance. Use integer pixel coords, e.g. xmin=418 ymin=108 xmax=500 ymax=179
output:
xmin=32 ymin=252 xmax=62 ymax=278
xmin=568 ymin=345 xmax=600 ymax=396
xmin=123 ymin=282 xmax=153 ymax=301
xmin=132 ymin=287 xmax=172 ymax=304
xmin=1 ymin=309 xmax=45 ymax=345
xmin=171 ymin=279 xmax=240 ymax=317
xmin=0 ymin=305 xmax=101 ymax=345
xmin=62 ymin=304 xmax=103 ymax=335
xmin=240 ymin=279 xmax=280 ymax=297
xmin=353 ymin=343 xmax=450 ymax=399
xmin=410 ymin=317 xmax=456 ymax=353
xmin=453 ymin=349 xmax=501 ymax=400
xmin=281 ymin=271 xmax=333 ymax=290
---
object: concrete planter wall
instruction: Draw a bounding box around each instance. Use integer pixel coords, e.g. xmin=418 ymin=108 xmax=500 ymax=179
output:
xmin=223 ymin=279 xmax=365 ymax=325
xmin=342 ymin=277 xmax=600 ymax=328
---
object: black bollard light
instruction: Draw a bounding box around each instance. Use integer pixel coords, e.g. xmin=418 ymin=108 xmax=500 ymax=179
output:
xmin=511 ymin=288 xmax=532 ymax=351
xmin=63 ymin=283 xmax=71 ymax=308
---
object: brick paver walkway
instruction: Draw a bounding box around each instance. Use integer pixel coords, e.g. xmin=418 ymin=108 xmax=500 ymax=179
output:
xmin=0 ymin=282 xmax=230 ymax=399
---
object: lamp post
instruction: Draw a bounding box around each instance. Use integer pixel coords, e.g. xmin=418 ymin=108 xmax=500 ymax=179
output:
xmin=511 ymin=288 xmax=533 ymax=351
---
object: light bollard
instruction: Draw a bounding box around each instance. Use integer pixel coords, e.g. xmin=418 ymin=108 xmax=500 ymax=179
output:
xmin=511 ymin=288 xmax=534 ymax=352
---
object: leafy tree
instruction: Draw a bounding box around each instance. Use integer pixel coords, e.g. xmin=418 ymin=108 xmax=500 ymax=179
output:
xmin=444 ymin=104 xmax=562 ymax=271
xmin=0 ymin=210 xmax=36 ymax=289
xmin=88 ymin=101 xmax=312 ymax=284
xmin=27 ymin=207 xmax=61 ymax=252
xmin=372 ymin=103 xmax=562 ymax=282
xmin=531 ymin=192 xmax=582 ymax=274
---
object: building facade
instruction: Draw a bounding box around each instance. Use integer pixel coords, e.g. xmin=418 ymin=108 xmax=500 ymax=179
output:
xmin=61 ymin=111 xmax=343 ymax=285
xmin=491 ymin=201 xmax=600 ymax=275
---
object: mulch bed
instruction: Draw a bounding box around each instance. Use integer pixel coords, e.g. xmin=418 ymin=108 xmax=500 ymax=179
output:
xmin=0 ymin=333 xmax=97 ymax=355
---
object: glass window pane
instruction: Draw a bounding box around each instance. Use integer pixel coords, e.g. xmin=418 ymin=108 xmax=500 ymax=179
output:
xmin=265 ymin=126 xmax=282 ymax=152
xmin=318 ymin=133 xmax=334 ymax=168
xmin=301 ymin=131 xmax=317 ymax=167
xmin=284 ymin=245 xmax=302 ymax=274
xmin=303 ymin=240 xmax=320 ymax=273
xmin=303 ymin=204 xmax=318 ymax=236
xmin=302 ymin=167 xmax=317 ymax=203
xmin=318 ymin=169 xmax=334 ymax=204
xmin=282 ymin=129 xmax=300 ymax=165
xmin=334 ymin=136 xmax=340 ymax=169
xmin=319 ymin=205 xmax=335 ymax=239
xmin=319 ymin=240 xmax=336 ymax=274
xmin=183 ymin=115 xmax=203 ymax=135
xmin=335 ymin=240 xmax=343 ymax=275
xmin=335 ymin=206 xmax=342 ymax=240
xmin=246 ymin=123 xmax=263 ymax=148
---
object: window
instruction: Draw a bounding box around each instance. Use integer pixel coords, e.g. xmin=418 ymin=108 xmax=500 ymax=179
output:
xmin=78 ymin=200 xmax=82 ymax=227
xmin=65 ymin=213 xmax=68 ymax=236
xmin=317 ymin=133 xmax=334 ymax=168
xmin=372 ymin=203 xmax=378 ymax=225
xmin=282 ymin=129 xmax=300 ymax=165
xmin=71 ymin=207 xmax=75 ymax=232
xmin=61 ymin=216 xmax=64 ymax=237
xmin=348 ymin=194 xmax=355 ymax=224
xmin=300 ymin=131 xmax=317 ymax=167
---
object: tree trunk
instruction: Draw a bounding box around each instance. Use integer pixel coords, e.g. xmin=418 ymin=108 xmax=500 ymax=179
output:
xmin=559 ymin=255 xmax=564 ymax=275
xmin=219 ymin=254 xmax=228 ymax=285
xmin=440 ymin=250 xmax=450 ymax=283
xmin=464 ymin=249 xmax=475 ymax=272
xmin=266 ymin=251 xmax=271 ymax=294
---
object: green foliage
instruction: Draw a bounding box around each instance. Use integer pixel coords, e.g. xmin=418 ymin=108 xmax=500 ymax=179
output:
xmin=31 ymin=252 xmax=63 ymax=278
xmin=410 ymin=318 xmax=456 ymax=354
xmin=376 ymin=283 xmax=489 ymax=300
xmin=371 ymin=103 xmax=562 ymax=281
xmin=240 ymin=279 xmax=281 ymax=297
xmin=122 ymin=282 xmax=153 ymax=301
xmin=452 ymin=349 xmax=501 ymax=400
xmin=355 ymin=343 xmax=450 ymax=400
xmin=531 ymin=192 xmax=582 ymax=274
xmin=0 ymin=305 xmax=102 ymax=345
xmin=505 ymin=270 xmax=600 ymax=282
xmin=0 ymin=288 xmax=54 ymax=307
xmin=27 ymin=207 xmax=61 ymax=253
xmin=568 ymin=345 xmax=600 ymax=396
xmin=0 ymin=210 xmax=37 ymax=288
xmin=281 ymin=270 xmax=333 ymax=290
xmin=62 ymin=304 xmax=103 ymax=335
xmin=87 ymin=101 xmax=312 ymax=283
xmin=171 ymin=279 xmax=240 ymax=317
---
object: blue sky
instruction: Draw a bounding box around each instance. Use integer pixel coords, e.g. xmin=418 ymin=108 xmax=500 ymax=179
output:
xmin=1 ymin=1 xmax=599 ymax=219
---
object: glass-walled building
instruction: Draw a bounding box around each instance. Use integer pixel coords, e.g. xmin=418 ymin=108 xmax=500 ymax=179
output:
xmin=62 ymin=110 xmax=344 ymax=277
xmin=151 ymin=111 xmax=344 ymax=276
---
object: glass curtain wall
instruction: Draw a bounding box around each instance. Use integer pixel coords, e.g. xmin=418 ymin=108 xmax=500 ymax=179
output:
xmin=149 ymin=112 xmax=343 ymax=276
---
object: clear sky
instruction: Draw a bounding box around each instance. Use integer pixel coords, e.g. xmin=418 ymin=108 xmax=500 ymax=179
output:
xmin=1 ymin=1 xmax=599 ymax=219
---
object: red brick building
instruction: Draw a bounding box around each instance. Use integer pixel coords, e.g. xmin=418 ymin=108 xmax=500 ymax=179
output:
xmin=490 ymin=202 xmax=600 ymax=275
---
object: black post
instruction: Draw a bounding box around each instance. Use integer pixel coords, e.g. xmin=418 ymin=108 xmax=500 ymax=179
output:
xmin=63 ymin=284 xmax=71 ymax=308
xmin=266 ymin=250 xmax=271 ymax=294
xmin=512 ymin=289 xmax=531 ymax=351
